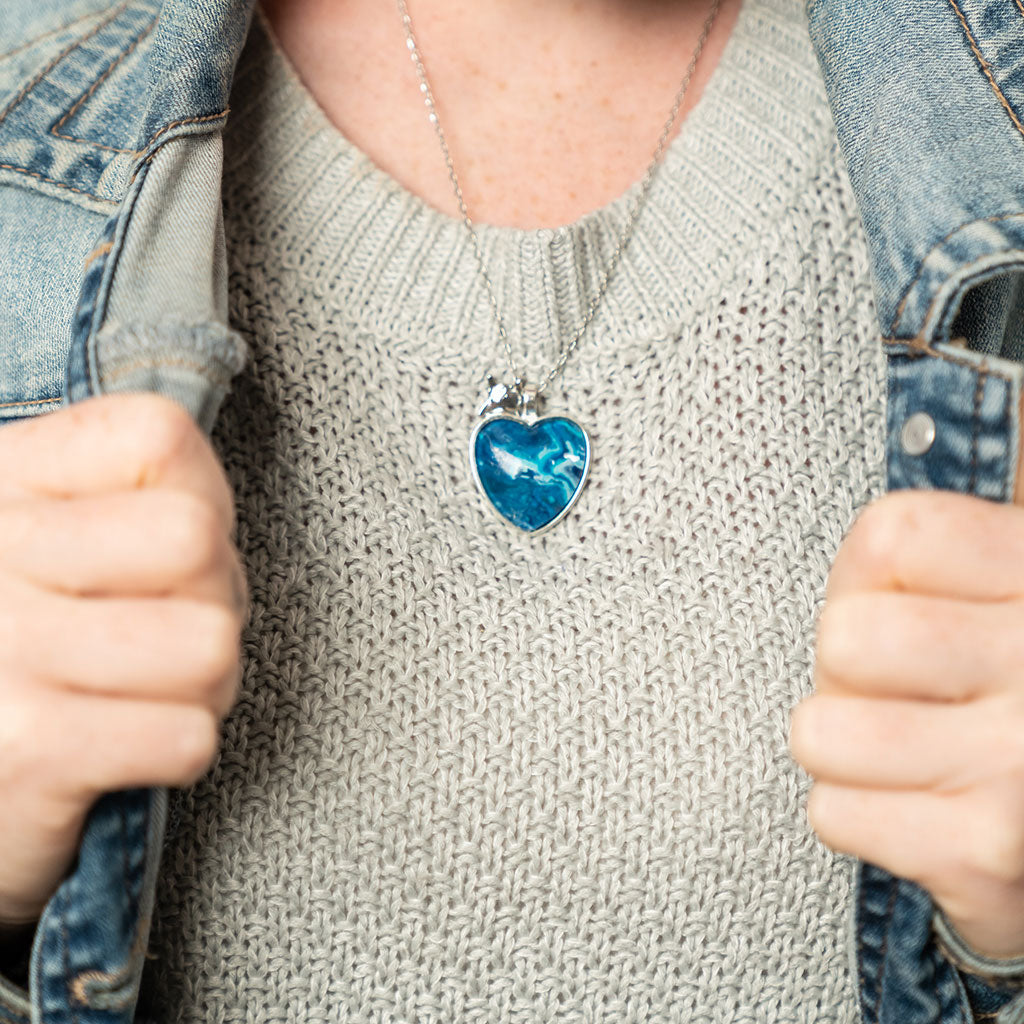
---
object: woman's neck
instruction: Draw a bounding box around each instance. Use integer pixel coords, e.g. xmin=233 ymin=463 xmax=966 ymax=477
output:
xmin=259 ymin=0 xmax=742 ymax=229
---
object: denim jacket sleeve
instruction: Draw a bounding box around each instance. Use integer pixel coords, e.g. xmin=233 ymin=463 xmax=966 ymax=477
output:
xmin=809 ymin=0 xmax=1024 ymax=1021
xmin=0 ymin=2 xmax=253 ymax=1023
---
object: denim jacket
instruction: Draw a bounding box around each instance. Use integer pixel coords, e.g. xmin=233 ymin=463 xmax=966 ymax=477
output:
xmin=1 ymin=0 xmax=1024 ymax=1021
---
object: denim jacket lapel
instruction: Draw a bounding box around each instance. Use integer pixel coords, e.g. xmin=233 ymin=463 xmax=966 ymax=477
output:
xmin=811 ymin=1 xmax=1024 ymax=1021
xmin=9 ymin=3 xmax=255 ymax=1023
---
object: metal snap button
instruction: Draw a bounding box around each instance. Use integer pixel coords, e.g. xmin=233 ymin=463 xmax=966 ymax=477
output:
xmin=900 ymin=411 xmax=936 ymax=456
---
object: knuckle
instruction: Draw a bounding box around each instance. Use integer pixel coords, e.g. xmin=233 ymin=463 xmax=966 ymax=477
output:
xmin=0 ymin=582 xmax=42 ymax=672
xmin=163 ymin=493 xmax=224 ymax=577
xmin=846 ymin=494 xmax=914 ymax=573
xmin=192 ymin=604 xmax=242 ymax=703
xmin=1010 ymin=719 xmax=1024 ymax=778
xmin=964 ymin=804 xmax=1024 ymax=886
xmin=805 ymin=784 xmax=834 ymax=841
xmin=788 ymin=699 xmax=819 ymax=768
xmin=173 ymin=709 xmax=221 ymax=785
xmin=206 ymin=651 xmax=244 ymax=720
xmin=814 ymin=597 xmax=861 ymax=679
xmin=132 ymin=393 xmax=199 ymax=470
xmin=232 ymin=553 xmax=251 ymax=623
xmin=1001 ymin=609 xmax=1024 ymax=677
xmin=0 ymin=591 xmax=19 ymax=664
xmin=221 ymin=659 xmax=244 ymax=718
xmin=993 ymin=714 xmax=1024 ymax=779
xmin=0 ymin=500 xmax=35 ymax=565
xmin=960 ymin=700 xmax=1024 ymax=792
xmin=0 ymin=689 xmax=44 ymax=787
xmin=221 ymin=476 xmax=239 ymax=540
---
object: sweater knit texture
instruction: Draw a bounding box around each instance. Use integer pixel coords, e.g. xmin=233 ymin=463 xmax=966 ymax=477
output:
xmin=138 ymin=1 xmax=887 ymax=1020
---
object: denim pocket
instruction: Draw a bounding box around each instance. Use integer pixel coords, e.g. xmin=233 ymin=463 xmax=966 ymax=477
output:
xmin=0 ymin=0 xmax=163 ymax=208
xmin=885 ymin=338 xmax=1022 ymax=501
xmin=0 ymin=180 xmax=108 ymax=422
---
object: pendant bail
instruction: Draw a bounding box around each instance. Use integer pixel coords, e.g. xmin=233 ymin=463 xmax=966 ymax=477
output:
xmin=511 ymin=376 xmax=542 ymax=419
xmin=477 ymin=374 xmax=544 ymax=420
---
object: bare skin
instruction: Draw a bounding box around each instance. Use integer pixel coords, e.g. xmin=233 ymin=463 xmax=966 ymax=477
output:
xmin=259 ymin=0 xmax=743 ymax=229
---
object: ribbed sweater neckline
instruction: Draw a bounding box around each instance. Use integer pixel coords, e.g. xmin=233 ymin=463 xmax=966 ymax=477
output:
xmin=225 ymin=0 xmax=834 ymax=388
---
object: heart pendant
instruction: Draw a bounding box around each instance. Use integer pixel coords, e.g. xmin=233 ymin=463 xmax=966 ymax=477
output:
xmin=470 ymin=413 xmax=591 ymax=534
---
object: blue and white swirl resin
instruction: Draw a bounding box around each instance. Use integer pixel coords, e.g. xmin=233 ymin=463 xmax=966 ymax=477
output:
xmin=472 ymin=416 xmax=589 ymax=532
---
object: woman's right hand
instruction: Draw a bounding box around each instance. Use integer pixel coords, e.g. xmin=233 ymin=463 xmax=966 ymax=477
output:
xmin=0 ymin=391 xmax=249 ymax=928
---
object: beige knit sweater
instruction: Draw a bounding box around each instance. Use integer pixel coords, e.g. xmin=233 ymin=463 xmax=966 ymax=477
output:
xmin=137 ymin=0 xmax=887 ymax=1019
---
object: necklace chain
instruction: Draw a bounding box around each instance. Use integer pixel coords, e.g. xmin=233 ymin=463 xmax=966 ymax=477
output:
xmin=396 ymin=0 xmax=722 ymax=402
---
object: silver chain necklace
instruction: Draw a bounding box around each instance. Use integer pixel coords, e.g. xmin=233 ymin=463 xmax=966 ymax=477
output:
xmin=397 ymin=0 xmax=722 ymax=535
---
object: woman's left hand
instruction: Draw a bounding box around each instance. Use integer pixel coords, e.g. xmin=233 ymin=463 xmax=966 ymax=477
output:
xmin=788 ymin=487 xmax=1024 ymax=960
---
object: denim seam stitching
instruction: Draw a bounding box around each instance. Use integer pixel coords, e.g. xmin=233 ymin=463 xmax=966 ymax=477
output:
xmin=0 ymin=105 xmax=228 ymax=205
xmin=120 ymin=800 xmax=130 ymax=897
xmin=888 ymin=0 xmax=1024 ymax=341
xmin=874 ymin=877 xmax=899 ymax=1024
xmin=70 ymin=799 xmax=150 ymax=1011
xmin=1002 ymin=376 xmax=1013 ymax=503
xmin=0 ymin=0 xmax=227 ymax=202
xmin=887 ymin=213 xmax=1024 ymax=337
xmin=947 ymin=0 xmax=1024 ymax=140
xmin=0 ymin=3 xmax=116 ymax=63
xmin=891 ymin=343 xmax=904 ymax=487
xmin=0 ymin=0 xmax=131 ymax=203
xmin=0 ymin=163 xmax=118 ymax=203
xmin=881 ymin=337 xmax=1016 ymax=383
xmin=60 ymin=888 xmax=80 ymax=1024
xmin=970 ymin=361 xmax=986 ymax=495
xmin=49 ymin=15 xmax=158 ymax=155
xmin=0 ymin=1001 xmax=27 ymax=1024
xmin=0 ymin=0 xmax=131 ymax=128
xmin=83 ymin=241 xmax=113 ymax=270
xmin=98 ymin=354 xmax=235 ymax=389
xmin=855 ymin=880 xmax=871 ymax=1022
xmin=70 ymin=956 xmax=140 ymax=1007
xmin=81 ymin=162 xmax=151 ymax=391
xmin=0 ymin=395 xmax=60 ymax=410
xmin=139 ymin=109 xmax=230 ymax=155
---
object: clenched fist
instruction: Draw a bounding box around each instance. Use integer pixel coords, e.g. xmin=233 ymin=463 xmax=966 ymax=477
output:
xmin=0 ymin=392 xmax=248 ymax=927
xmin=790 ymin=487 xmax=1024 ymax=961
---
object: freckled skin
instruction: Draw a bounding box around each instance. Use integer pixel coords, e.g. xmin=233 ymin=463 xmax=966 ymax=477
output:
xmin=259 ymin=0 xmax=742 ymax=230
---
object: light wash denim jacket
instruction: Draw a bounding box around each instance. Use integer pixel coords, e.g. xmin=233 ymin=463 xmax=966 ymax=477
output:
xmin=1 ymin=0 xmax=1024 ymax=1021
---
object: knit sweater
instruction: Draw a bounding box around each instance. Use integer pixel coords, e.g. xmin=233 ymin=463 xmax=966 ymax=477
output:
xmin=137 ymin=0 xmax=887 ymax=1020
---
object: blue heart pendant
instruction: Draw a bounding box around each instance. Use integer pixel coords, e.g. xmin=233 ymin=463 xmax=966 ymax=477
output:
xmin=470 ymin=412 xmax=591 ymax=534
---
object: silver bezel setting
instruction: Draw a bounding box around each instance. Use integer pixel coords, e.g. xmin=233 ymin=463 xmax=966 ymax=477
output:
xmin=469 ymin=410 xmax=592 ymax=537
